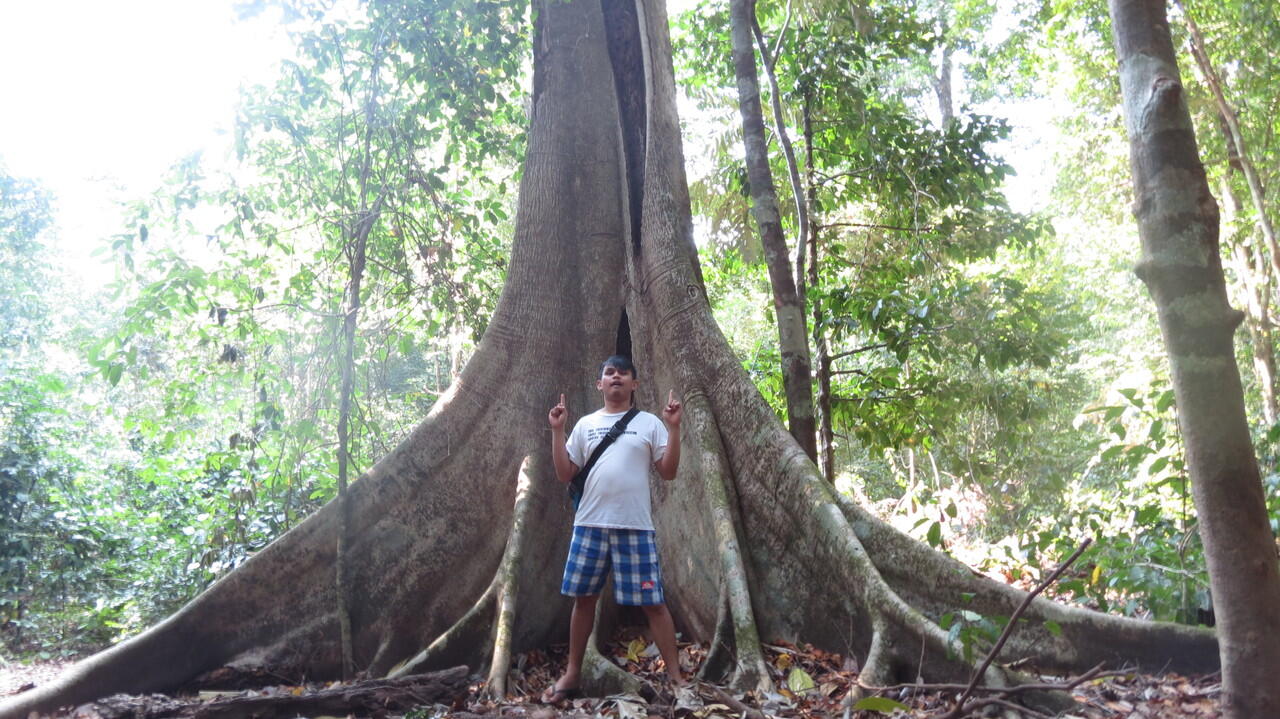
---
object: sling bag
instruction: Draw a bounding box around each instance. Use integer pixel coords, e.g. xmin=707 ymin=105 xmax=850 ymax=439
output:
xmin=568 ymin=407 xmax=640 ymax=511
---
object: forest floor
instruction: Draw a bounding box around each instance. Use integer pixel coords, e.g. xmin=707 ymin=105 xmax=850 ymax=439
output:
xmin=0 ymin=659 xmax=70 ymax=697
xmin=3 ymin=628 xmax=1222 ymax=718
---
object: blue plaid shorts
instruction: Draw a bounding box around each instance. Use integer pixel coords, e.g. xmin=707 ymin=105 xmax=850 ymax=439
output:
xmin=561 ymin=526 xmax=665 ymax=606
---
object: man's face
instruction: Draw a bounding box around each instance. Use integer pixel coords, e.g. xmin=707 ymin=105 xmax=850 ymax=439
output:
xmin=596 ymin=363 xmax=638 ymax=402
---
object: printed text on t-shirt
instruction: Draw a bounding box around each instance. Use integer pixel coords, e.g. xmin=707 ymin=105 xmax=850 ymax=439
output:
xmin=586 ymin=427 xmax=636 ymax=441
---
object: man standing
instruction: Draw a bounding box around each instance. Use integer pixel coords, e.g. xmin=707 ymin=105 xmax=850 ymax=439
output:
xmin=542 ymin=355 xmax=683 ymax=704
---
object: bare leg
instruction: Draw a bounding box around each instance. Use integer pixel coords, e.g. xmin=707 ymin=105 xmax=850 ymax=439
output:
xmin=544 ymin=594 xmax=598 ymax=701
xmin=642 ymin=603 xmax=684 ymax=684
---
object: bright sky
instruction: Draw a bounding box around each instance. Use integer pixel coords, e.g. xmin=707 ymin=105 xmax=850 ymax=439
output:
xmin=0 ymin=1 xmax=1049 ymax=288
xmin=0 ymin=0 xmax=290 ymax=284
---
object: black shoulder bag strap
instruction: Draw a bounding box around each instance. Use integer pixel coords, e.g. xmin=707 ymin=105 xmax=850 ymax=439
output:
xmin=568 ymin=407 xmax=640 ymax=511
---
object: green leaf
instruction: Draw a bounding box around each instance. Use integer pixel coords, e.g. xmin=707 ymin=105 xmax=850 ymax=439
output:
xmin=787 ymin=667 xmax=815 ymax=694
xmin=852 ymin=696 xmax=910 ymax=712
xmin=625 ymin=637 xmax=645 ymax=663
xmin=1044 ymin=620 xmax=1062 ymax=637
xmin=1148 ymin=419 xmax=1164 ymax=440
xmin=926 ymin=521 xmax=943 ymax=548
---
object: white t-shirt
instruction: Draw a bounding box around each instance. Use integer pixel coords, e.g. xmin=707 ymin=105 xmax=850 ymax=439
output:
xmin=566 ymin=408 xmax=668 ymax=530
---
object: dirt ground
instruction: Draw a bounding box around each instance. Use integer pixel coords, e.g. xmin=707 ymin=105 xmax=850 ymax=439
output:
xmin=1 ymin=659 xmax=72 ymax=698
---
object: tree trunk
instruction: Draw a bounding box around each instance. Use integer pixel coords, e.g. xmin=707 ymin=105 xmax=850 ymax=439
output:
xmin=1 ymin=1 xmax=1219 ymax=716
xmin=809 ymin=228 xmax=836 ymax=482
xmin=334 ymin=234 xmax=361 ymax=680
xmin=747 ymin=10 xmax=809 ymax=297
xmin=1222 ymin=177 xmax=1278 ymax=425
xmin=802 ymin=92 xmax=836 ymax=482
xmin=1109 ymin=1 xmax=1280 ymax=716
xmin=933 ymin=12 xmax=954 ymax=126
xmin=728 ymin=0 xmax=818 ymax=460
xmin=336 ymin=67 xmax=387 ymax=678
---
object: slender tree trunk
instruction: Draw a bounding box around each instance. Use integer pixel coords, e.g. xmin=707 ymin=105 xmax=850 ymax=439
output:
xmin=933 ymin=13 xmax=954 ymax=125
xmin=1176 ymin=0 xmax=1280 ymax=280
xmin=335 ymin=235 xmax=363 ymax=679
xmin=1109 ymin=1 xmax=1280 ymax=715
xmin=728 ymin=0 xmax=817 ymax=460
xmin=1221 ymin=176 xmax=1279 ymax=425
xmin=334 ymin=60 xmax=389 ymax=678
xmin=809 ymin=229 xmax=835 ymax=482
xmin=748 ymin=10 xmax=809 ymax=297
xmin=335 ymin=197 xmax=386 ymax=677
xmin=1208 ymin=67 xmax=1280 ymax=425
xmin=1228 ymin=241 xmax=1278 ymax=425
xmin=801 ymin=91 xmax=836 ymax=482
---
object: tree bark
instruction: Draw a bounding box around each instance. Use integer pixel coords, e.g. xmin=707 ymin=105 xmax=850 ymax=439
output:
xmin=727 ymin=0 xmax=818 ymax=460
xmin=1109 ymin=1 xmax=1280 ymax=716
xmin=0 ymin=1 xmax=1220 ymax=716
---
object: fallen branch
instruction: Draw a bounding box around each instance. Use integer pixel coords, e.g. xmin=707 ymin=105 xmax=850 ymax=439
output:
xmin=70 ymin=666 xmax=471 ymax=719
xmin=963 ymin=695 xmax=1052 ymax=719
xmin=701 ymin=681 xmax=767 ymax=719
xmin=941 ymin=538 xmax=1093 ymax=719
xmin=861 ymin=662 xmax=1121 ymax=697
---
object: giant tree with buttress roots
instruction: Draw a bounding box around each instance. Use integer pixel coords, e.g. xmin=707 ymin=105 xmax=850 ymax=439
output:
xmin=1 ymin=1 xmax=1218 ymax=716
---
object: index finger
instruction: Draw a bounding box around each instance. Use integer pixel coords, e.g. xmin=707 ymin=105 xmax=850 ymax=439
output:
xmin=559 ymin=393 xmax=566 ymax=406
xmin=668 ymin=389 xmax=675 ymax=404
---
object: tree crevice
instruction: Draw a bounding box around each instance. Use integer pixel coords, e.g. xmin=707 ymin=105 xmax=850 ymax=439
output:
xmin=601 ymin=0 xmax=648 ymax=256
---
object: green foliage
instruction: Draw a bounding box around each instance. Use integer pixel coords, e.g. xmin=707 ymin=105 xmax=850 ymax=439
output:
xmin=91 ymin=0 xmax=530 ymax=527
xmin=966 ymin=375 xmax=1210 ymax=623
xmin=0 ymin=170 xmax=54 ymax=352
xmin=680 ymin=0 xmax=1104 ymax=543
xmin=3 ymin=0 xmax=532 ymax=656
xmin=939 ymin=608 xmax=1002 ymax=664
xmin=1 ymin=169 xmax=146 ymax=653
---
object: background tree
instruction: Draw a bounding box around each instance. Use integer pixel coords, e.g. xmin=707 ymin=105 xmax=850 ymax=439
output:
xmin=1174 ymin=0 xmax=1280 ymax=427
xmin=1110 ymin=0 xmax=1280 ymax=715
xmin=727 ymin=0 xmax=817 ymax=459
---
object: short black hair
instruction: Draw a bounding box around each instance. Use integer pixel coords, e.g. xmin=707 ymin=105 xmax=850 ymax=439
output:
xmin=599 ymin=354 xmax=637 ymax=378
